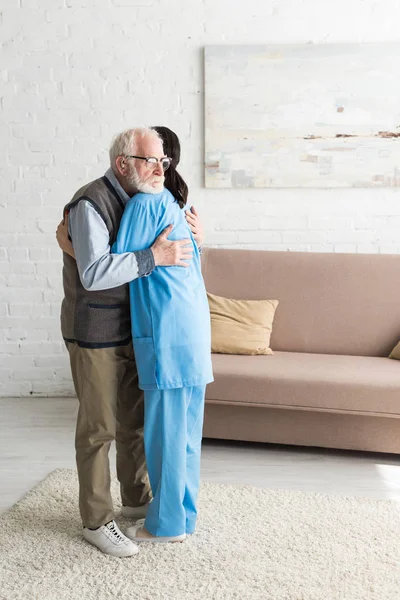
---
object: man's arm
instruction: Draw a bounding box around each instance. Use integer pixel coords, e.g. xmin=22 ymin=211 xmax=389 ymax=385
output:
xmin=57 ymin=203 xmax=202 ymax=263
xmin=69 ymin=201 xmax=154 ymax=291
xmin=58 ymin=201 xmax=193 ymax=290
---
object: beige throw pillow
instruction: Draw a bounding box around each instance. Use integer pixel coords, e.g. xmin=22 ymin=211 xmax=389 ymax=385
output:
xmin=389 ymin=341 xmax=400 ymax=360
xmin=207 ymin=292 xmax=279 ymax=355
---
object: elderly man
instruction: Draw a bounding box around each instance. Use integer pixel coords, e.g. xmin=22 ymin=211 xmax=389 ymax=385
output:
xmin=60 ymin=127 xmax=204 ymax=557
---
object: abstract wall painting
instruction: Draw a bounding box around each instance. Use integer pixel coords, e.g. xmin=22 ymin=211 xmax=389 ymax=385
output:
xmin=205 ymin=44 xmax=400 ymax=188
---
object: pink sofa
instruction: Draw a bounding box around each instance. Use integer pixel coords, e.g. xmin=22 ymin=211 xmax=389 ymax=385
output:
xmin=201 ymin=247 xmax=400 ymax=454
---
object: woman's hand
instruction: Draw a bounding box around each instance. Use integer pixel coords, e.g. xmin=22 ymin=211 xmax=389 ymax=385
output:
xmin=56 ymin=214 xmax=75 ymax=259
xmin=185 ymin=205 xmax=204 ymax=248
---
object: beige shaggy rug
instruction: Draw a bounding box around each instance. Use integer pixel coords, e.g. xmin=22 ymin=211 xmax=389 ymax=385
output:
xmin=0 ymin=470 xmax=399 ymax=600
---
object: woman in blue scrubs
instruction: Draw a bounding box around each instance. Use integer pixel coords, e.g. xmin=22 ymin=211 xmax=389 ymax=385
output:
xmin=112 ymin=128 xmax=213 ymax=542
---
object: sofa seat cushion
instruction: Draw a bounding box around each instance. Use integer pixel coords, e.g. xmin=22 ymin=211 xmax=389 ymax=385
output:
xmin=206 ymin=351 xmax=400 ymax=416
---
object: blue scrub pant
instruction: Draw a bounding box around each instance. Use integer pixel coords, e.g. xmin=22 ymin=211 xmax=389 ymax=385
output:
xmin=143 ymin=385 xmax=206 ymax=537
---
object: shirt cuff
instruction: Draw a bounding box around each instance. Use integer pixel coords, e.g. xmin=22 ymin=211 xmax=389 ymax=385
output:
xmin=135 ymin=248 xmax=155 ymax=278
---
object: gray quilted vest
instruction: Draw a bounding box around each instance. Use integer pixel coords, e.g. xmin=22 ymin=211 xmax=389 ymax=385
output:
xmin=60 ymin=176 xmax=130 ymax=348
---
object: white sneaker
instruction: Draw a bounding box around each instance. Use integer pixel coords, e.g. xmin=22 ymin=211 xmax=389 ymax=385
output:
xmin=121 ymin=503 xmax=149 ymax=519
xmin=83 ymin=520 xmax=139 ymax=557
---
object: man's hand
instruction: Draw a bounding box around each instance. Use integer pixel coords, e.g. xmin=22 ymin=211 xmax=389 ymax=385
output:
xmin=151 ymin=225 xmax=193 ymax=267
xmin=185 ymin=205 xmax=204 ymax=248
xmin=56 ymin=214 xmax=75 ymax=259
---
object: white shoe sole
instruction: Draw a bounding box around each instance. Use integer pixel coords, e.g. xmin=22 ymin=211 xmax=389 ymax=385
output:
xmin=84 ymin=537 xmax=139 ymax=557
xmin=126 ymin=524 xmax=186 ymax=543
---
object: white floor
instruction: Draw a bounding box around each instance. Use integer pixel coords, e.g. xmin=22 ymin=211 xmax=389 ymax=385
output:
xmin=1 ymin=397 xmax=400 ymax=514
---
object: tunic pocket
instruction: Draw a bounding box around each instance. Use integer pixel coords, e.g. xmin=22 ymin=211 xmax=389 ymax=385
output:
xmin=133 ymin=337 xmax=157 ymax=388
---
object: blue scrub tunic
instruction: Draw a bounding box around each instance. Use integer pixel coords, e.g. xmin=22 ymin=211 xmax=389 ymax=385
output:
xmin=112 ymin=189 xmax=214 ymax=390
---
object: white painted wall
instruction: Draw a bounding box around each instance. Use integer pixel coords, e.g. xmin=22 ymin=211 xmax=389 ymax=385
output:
xmin=2 ymin=0 xmax=400 ymax=396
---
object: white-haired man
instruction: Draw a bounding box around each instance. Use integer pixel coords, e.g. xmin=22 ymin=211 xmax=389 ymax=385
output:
xmin=60 ymin=127 xmax=203 ymax=557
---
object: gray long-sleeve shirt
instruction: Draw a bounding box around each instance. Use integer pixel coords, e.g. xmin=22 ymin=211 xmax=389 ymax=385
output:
xmin=68 ymin=168 xmax=155 ymax=291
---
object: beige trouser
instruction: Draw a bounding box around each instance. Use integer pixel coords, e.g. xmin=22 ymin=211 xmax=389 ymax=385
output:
xmin=67 ymin=341 xmax=151 ymax=529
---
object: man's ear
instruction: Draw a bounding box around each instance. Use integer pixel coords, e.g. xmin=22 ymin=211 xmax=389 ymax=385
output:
xmin=115 ymin=155 xmax=127 ymax=176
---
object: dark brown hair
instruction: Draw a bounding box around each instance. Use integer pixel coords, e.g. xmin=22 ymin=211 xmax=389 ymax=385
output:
xmin=151 ymin=126 xmax=188 ymax=208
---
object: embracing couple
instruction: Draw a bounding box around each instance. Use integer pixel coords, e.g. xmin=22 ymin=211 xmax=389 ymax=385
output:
xmin=57 ymin=126 xmax=213 ymax=557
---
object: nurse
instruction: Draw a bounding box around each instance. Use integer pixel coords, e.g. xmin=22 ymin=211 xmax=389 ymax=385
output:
xmin=112 ymin=126 xmax=213 ymax=542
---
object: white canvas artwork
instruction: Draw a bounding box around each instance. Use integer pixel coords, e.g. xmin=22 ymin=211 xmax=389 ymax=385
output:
xmin=205 ymin=44 xmax=400 ymax=188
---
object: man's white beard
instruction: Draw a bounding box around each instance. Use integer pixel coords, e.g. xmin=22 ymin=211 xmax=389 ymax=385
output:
xmin=137 ymin=180 xmax=164 ymax=194
xmin=129 ymin=167 xmax=164 ymax=195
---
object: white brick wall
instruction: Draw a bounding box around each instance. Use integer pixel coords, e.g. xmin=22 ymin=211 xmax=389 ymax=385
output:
xmin=2 ymin=0 xmax=400 ymax=396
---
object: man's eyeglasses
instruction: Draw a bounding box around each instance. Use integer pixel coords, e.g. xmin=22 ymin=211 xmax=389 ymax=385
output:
xmin=124 ymin=155 xmax=172 ymax=171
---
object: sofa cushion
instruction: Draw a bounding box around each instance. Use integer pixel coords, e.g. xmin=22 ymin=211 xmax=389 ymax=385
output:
xmin=207 ymin=292 xmax=278 ymax=355
xmin=389 ymin=341 xmax=400 ymax=360
xmin=206 ymin=351 xmax=400 ymax=416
